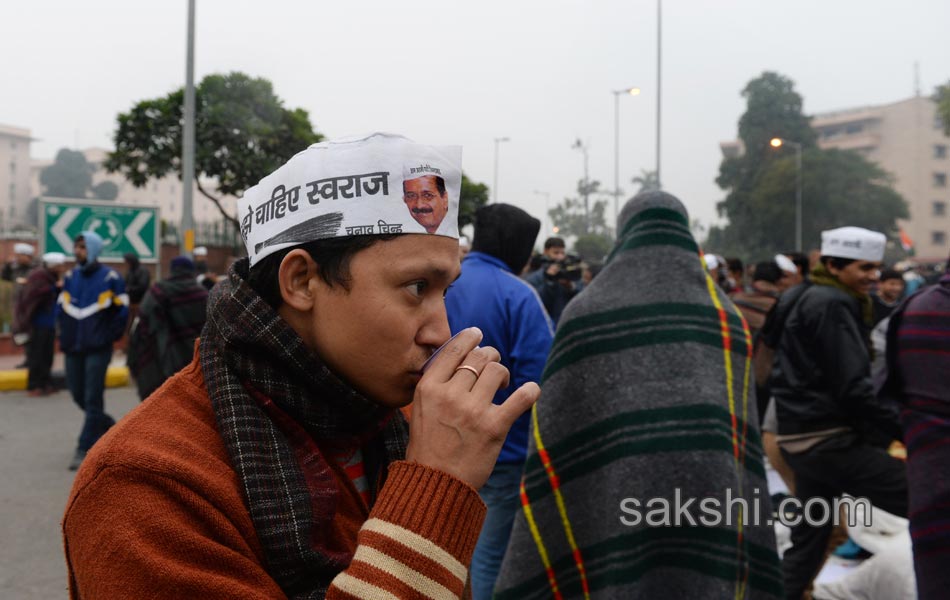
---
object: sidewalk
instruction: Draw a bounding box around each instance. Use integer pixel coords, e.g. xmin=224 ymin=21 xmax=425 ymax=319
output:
xmin=0 ymin=350 xmax=130 ymax=391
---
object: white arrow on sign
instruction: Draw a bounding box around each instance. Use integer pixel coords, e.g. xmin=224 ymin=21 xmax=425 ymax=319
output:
xmin=51 ymin=207 xmax=81 ymax=253
xmin=126 ymin=212 xmax=154 ymax=257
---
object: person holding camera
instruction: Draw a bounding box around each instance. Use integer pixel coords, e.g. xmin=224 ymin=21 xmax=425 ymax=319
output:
xmin=525 ymin=237 xmax=581 ymax=325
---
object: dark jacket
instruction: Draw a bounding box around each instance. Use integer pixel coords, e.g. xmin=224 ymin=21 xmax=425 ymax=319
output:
xmin=13 ymin=267 xmax=59 ymax=334
xmin=771 ymin=283 xmax=900 ymax=439
xmin=128 ymin=265 xmax=209 ymax=400
xmin=124 ymin=254 xmax=151 ymax=304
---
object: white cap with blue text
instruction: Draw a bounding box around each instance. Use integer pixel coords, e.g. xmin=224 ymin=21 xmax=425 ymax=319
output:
xmin=238 ymin=133 xmax=461 ymax=267
xmin=820 ymin=226 xmax=886 ymax=262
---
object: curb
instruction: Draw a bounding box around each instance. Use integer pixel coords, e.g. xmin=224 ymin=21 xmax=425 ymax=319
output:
xmin=0 ymin=366 xmax=130 ymax=392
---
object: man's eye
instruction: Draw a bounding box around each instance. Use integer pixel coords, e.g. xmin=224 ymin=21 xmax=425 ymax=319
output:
xmin=407 ymin=281 xmax=427 ymax=297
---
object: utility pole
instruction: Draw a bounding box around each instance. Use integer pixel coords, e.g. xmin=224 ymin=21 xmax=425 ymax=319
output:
xmin=181 ymin=0 xmax=196 ymax=254
xmin=572 ymin=139 xmax=591 ymax=234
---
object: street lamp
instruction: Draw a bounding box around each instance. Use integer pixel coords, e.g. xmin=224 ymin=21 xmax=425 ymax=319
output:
xmin=572 ymin=139 xmax=591 ymax=234
xmin=533 ymin=189 xmax=551 ymax=235
xmin=612 ymin=86 xmax=641 ymax=227
xmin=493 ymin=137 xmax=510 ymax=203
xmin=770 ymin=137 xmax=803 ymax=252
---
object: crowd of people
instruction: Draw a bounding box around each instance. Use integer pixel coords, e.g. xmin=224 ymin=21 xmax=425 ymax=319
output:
xmin=2 ymin=132 xmax=946 ymax=599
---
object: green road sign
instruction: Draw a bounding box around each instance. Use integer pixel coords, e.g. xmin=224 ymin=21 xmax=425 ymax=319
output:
xmin=40 ymin=198 xmax=160 ymax=262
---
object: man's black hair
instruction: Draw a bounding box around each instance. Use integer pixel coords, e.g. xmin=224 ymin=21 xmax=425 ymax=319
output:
xmin=820 ymin=255 xmax=857 ymax=271
xmin=783 ymin=252 xmax=808 ymax=274
xmin=544 ymin=237 xmax=566 ymax=250
xmin=753 ymin=261 xmax=783 ymax=284
xmin=246 ymin=235 xmax=396 ymax=309
xmin=879 ymin=268 xmax=903 ymax=282
xmin=726 ymin=257 xmax=743 ymax=274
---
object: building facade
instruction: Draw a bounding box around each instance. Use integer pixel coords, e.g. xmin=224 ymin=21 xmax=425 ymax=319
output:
xmin=0 ymin=125 xmax=33 ymax=231
xmin=812 ymin=96 xmax=950 ymax=261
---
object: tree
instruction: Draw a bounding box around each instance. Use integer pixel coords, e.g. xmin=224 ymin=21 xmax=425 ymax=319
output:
xmin=937 ymin=81 xmax=950 ymax=136
xmin=40 ymin=148 xmax=94 ymax=198
xmin=91 ymin=181 xmax=119 ymax=201
xmin=574 ymin=233 xmax=613 ymax=262
xmin=631 ymin=169 xmax=660 ymax=195
xmin=548 ymin=179 xmax=612 ymax=238
xmin=105 ymin=72 xmax=323 ymax=229
xmin=710 ymin=72 xmax=907 ymax=259
xmin=459 ymin=174 xmax=488 ymax=229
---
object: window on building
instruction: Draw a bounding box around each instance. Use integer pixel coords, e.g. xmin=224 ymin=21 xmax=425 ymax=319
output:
xmin=821 ymin=127 xmax=840 ymax=139
xmin=933 ymin=231 xmax=947 ymax=246
xmin=937 ymin=115 xmax=948 ymax=130
xmin=845 ymin=123 xmax=864 ymax=135
xmin=936 ymin=173 xmax=948 ymax=187
xmin=936 ymin=201 xmax=948 ymax=217
xmin=936 ymin=145 xmax=948 ymax=159
xmin=170 ymin=184 xmax=176 ymax=195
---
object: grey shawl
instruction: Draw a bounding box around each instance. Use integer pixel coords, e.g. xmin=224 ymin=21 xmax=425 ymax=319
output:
xmin=495 ymin=192 xmax=782 ymax=599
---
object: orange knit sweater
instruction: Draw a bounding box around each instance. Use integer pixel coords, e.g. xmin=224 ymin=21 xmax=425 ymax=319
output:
xmin=63 ymin=353 xmax=486 ymax=599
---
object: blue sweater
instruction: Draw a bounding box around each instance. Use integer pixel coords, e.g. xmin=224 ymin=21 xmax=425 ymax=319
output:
xmin=57 ymin=263 xmax=129 ymax=353
xmin=445 ymin=252 xmax=554 ymax=464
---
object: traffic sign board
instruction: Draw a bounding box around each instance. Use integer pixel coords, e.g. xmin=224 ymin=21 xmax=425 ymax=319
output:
xmin=39 ymin=198 xmax=160 ymax=262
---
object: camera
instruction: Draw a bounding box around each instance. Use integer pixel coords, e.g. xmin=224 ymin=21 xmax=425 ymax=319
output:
xmin=540 ymin=254 xmax=583 ymax=282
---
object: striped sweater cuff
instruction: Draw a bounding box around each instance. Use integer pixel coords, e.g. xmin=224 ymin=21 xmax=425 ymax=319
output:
xmin=329 ymin=461 xmax=486 ymax=599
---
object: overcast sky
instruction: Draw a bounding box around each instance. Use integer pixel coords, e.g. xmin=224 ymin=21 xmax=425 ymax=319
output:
xmin=5 ymin=0 xmax=949 ymax=236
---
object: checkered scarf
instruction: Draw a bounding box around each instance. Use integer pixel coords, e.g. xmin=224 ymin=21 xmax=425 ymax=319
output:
xmin=200 ymin=258 xmax=409 ymax=599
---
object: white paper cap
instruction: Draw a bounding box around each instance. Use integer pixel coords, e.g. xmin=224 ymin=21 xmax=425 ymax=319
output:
xmin=42 ymin=252 xmax=66 ymax=266
xmin=193 ymin=246 xmax=208 ymax=257
xmin=14 ymin=243 xmax=34 ymax=256
xmin=704 ymin=254 xmax=720 ymax=270
xmin=820 ymin=226 xmax=886 ymax=261
xmin=239 ymin=133 xmax=462 ymax=268
xmin=774 ymin=254 xmax=798 ymax=274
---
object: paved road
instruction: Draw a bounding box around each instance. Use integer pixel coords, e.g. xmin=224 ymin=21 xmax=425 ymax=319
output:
xmin=0 ymin=385 xmax=138 ymax=599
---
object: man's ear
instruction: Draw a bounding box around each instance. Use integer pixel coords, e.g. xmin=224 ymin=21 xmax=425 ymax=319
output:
xmin=278 ymin=249 xmax=320 ymax=311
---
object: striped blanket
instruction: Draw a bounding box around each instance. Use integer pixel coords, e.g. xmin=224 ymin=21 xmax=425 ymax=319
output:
xmin=884 ymin=272 xmax=950 ymax=600
xmin=495 ymin=191 xmax=782 ymax=599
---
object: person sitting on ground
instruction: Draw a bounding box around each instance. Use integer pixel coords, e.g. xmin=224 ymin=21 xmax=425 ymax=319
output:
xmin=62 ymin=133 xmax=540 ymax=599
xmin=871 ymin=268 xmax=905 ymax=326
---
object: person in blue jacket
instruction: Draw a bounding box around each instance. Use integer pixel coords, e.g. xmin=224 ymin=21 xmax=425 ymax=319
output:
xmin=57 ymin=231 xmax=129 ymax=470
xmin=444 ymin=203 xmax=554 ymax=600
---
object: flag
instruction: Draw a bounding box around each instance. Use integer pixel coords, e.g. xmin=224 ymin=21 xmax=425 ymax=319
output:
xmin=899 ymin=227 xmax=915 ymax=255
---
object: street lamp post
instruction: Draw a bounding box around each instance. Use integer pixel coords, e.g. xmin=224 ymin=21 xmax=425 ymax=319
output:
xmin=533 ymin=189 xmax=551 ymax=236
xmin=612 ymin=87 xmax=641 ymax=228
xmin=770 ymin=137 xmax=803 ymax=252
xmin=493 ymin=137 xmax=510 ymax=203
xmin=572 ymin=139 xmax=591 ymax=234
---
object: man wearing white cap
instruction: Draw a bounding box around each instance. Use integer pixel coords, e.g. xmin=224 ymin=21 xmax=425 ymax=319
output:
xmin=770 ymin=226 xmax=907 ymax=599
xmin=4 ymin=243 xmax=38 ymax=368
xmin=63 ymin=133 xmax=540 ymax=599
xmin=14 ymin=252 xmax=67 ymax=396
xmin=2 ymin=242 xmax=37 ymax=285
